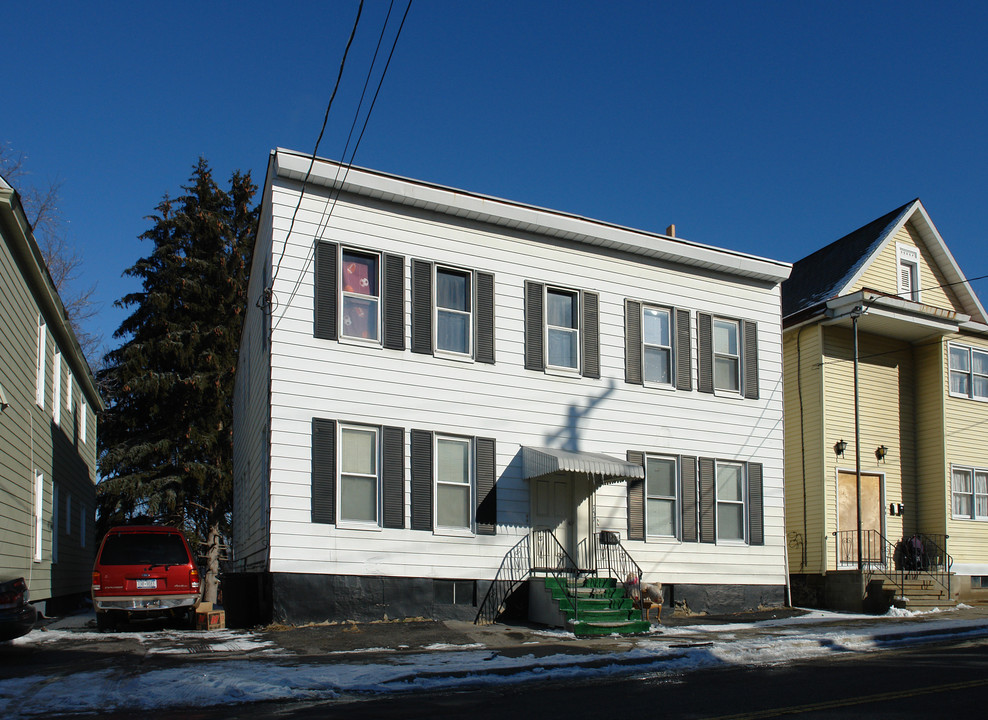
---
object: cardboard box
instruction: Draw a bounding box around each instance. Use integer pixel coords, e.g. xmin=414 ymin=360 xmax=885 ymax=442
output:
xmin=196 ymin=608 xmax=225 ymax=631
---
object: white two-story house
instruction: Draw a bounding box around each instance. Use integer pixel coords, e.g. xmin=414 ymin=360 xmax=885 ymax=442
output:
xmin=230 ymin=148 xmax=791 ymax=627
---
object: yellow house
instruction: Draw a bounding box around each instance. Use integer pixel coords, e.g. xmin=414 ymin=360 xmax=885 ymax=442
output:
xmin=783 ymin=199 xmax=988 ymax=611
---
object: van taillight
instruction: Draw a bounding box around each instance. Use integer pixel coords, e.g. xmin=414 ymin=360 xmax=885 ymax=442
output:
xmin=91 ymin=572 xmax=101 ymax=591
xmin=190 ymin=568 xmax=200 ymax=590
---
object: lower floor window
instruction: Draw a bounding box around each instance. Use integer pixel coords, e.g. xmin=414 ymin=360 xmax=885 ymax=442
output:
xmin=340 ymin=425 xmax=379 ymax=523
xmin=716 ymin=461 xmax=745 ymax=541
xmin=436 ymin=436 xmax=472 ymax=529
xmin=646 ymin=455 xmax=678 ymax=537
xmin=952 ymin=466 xmax=988 ymax=520
xmin=435 ymin=579 xmax=475 ymax=605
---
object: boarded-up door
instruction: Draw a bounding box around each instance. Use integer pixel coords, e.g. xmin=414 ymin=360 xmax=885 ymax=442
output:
xmin=837 ymin=471 xmax=884 ymax=565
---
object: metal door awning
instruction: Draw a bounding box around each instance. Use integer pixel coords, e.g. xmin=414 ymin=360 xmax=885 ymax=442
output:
xmin=521 ymin=446 xmax=644 ymax=484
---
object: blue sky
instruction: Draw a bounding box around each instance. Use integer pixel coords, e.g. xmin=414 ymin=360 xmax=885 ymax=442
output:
xmin=5 ymin=1 xmax=987 ymax=357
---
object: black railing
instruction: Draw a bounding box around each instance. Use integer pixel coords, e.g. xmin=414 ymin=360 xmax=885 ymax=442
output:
xmin=897 ymin=533 xmax=952 ymax=593
xmin=595 ymin=532 xmax=645 ymax=622
xmin=474 ymin=535 xmax=531 ymax=626
xmin=532 ymin=529 xmax=584 ymax=623
xmin=834 ymin=529 xmax=953 ymax=597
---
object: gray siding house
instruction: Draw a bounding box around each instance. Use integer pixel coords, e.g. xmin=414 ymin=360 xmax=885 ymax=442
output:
xmin=0 ymin=174 xmax=103 ymax=613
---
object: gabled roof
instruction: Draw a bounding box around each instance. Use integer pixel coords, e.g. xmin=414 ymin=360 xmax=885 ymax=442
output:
xmin=783 ymin=199 xmax=988 ymax=326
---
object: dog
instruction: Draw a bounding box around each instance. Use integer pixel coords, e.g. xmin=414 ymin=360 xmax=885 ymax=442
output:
xmin=624 ymin=573 xmax=663 ymax=623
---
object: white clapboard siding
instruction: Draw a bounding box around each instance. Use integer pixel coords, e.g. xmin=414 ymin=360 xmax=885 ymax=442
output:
xmin=236 ymin=152 xmax=789 ymax=587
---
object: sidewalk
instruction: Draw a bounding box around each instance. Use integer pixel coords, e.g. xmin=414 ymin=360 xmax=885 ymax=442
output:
xmin=3 ymin=604 xmax=988 ymax=717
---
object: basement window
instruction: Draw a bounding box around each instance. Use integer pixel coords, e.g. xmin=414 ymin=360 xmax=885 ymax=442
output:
xmin=435 ymin=579 xmax=475 ymax=605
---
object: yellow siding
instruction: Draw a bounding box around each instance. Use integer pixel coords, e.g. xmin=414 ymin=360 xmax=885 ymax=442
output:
xmin=914 ymin=339 xmax=946 ymax=535
xmin=852 ymin=221 xmax=963 ymax=312
xmin=820 ymin=327 xmax=915 ymax=566
xmin=943 ymin=332 xmax=988 ymax=566
xmin=784 ymin=325 xmax=827 ymax=574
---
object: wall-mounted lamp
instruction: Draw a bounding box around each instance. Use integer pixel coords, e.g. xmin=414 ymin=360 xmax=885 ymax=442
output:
xmin=834 ymin=439 xmax=848 ymax=458
xmin=889 ymin=502 xmax=904 ymax=516
xmin=876 ymin=445 xmax=889 ymax=463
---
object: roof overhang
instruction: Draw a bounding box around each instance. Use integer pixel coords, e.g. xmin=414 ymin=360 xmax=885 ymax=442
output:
xmin=522 ymin=446 xmax=644 ymax=485
xmin=819 ymin=290 xmax=967 ymax=342
xmin=271 ymin=149 xmax=791 ymax=285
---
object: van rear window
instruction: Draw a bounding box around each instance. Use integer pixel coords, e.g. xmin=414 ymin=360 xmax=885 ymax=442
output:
xmin=99 ymin=533 xmax=191 ymax=566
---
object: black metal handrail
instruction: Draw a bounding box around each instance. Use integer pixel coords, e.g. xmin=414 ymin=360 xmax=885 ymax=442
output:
xmin=532 ymin=529 xmax=584 ymax=624
xmin=834 ymin=529 xmax=954 ymax=598
xmin=900 ymin=533 xmax=952 ymax=593
xmin=474 ymin=535 xmax=531 ymax=625
xmin=595 ymin=533 xmax=645 ymax=622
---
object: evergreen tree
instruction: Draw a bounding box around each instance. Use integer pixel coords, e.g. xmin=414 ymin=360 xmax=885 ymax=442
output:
xmin=97 ymin=158 xmax=257 ymax=603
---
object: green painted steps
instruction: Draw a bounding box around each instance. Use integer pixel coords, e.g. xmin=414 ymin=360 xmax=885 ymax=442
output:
xmin=541 ymin=576 xmax=652 ymax=637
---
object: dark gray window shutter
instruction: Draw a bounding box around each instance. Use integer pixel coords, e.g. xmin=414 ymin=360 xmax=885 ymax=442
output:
xmin=743 ymin=320 xmax=759 ymax=400
xmin=625 ymin=300 xmax=642 ymax=385
xmin=627 ymin=450 xmax=645 ymax=541
xmin=382 ymin=426 xmax=405 ymax=529
xmin=582 ymin=291 xmax=600 ymax=379
xmin=697 ymin=313 xmax=713 ymax=394
xmin=314 ymin=242 xmax=338 ymax=340
xmin=699 ymin=457 xmax=715 ymax=543
xmin=475 ymin=272 xmax=495 ymax=364
xmin=311 ymin=418 xmax=336 ymax=524
xmin=475 ymin=437 xmax=496 ymax=535
xmin=680 ymin=455 xmax=698 ymax=542
xmin=748 ymin=462 xmax=764 ymax=545
xmin=410 ymin=429 xmax=434 ymax=530
xmin=524 ymin=281 xmax=544 ymax=371
xmin=411 ymin=260 xmax=433 ymax=355
xmin=383 ymin=254 xmax=405 ymax=351
xmin=676 ymin=308 xmax=692 ymax=391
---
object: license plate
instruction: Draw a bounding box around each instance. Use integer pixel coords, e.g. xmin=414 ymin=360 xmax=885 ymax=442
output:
xmin=136 ymin=579 xmax=157 ymax=589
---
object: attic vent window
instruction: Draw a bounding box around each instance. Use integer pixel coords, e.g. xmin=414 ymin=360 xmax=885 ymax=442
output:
xmin=897 ymin=243 xmax=920 ymax=302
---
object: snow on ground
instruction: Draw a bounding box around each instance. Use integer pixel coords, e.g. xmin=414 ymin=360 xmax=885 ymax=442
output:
xmin=2 ymin=607 xmax=987 ymax=718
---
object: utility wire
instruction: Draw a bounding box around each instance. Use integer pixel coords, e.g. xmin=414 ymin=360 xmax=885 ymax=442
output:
xmin=273 ymin=0 xmax=413 ymax=325
xmin=269 ymin=0 xmax=365 ymax=290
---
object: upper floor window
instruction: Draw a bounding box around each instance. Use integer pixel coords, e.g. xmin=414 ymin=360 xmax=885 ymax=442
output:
xmin=949 ymin=344 xmax=988 ymax=401
xmin=713 ymin=319 xmax=741 ymax=393
xmin=36 ymin=316 xmax=46 ymax=408
xmin=698 ymin=313 xmax=758 ymax=399
xmin=314 ymin=242 xmax=404 ymax=350
xmin=625 ymin=301 xmax=692 ymax=391
xmin=646 ymin=455 xmax=678 ymax=538
xmin=643 ymin=307 xmax=673 ymax=385
xmin=341 ymin=250 xmax=380 ymax=342
xmin=952 ymin=466 xmax=988 ymax=520
xmin=53 ymin=350 xmax=62 ymax=426
xmin=524 ymin=281 xmax=599 ymax=378
xmin=411 ymin=260 xmax=495 ymax=363
xmin=436 ymin=268 xmax=471 ymax=356
xmin=897 ymin=243 xmax=921 ymax=302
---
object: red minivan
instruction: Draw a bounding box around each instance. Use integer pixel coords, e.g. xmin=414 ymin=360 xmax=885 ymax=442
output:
xmin=92 ymin=526 xmax=201 ymax=630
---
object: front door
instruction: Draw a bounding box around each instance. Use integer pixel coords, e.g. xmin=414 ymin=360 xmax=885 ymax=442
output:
xmin=837 ymin=471 xmax=884 ymax=566
xmin=532 ymin=474 xmax=574 ymax=567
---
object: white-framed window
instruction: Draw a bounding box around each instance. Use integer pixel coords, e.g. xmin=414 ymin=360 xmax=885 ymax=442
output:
xmin=546 ymin=287 xmax=580 ymax=371
xmin=52 ymin=482 xmax=59 ymax=564
xmin=80 ymin=400 xmax=88 ymax=444
xmin=952 ymin=466 xmax=988 ymax=520
xmin=713 ymin=318 xmax=741 ymax=393
xmin=643 ymin=306 xmax=673 ymax=386
xmin=897 ymin=243 xmax=921 ymax=302
xmin=716 ymin=461 xmax=746 ymax=541
xmin=339 ymin=424 xmax=379 ymax=524
xmin=949 ymin=344 xmax=988 ymax=401
xmin=435 ymin=436 xmax=473 ymax=531
xmin=34 ymin=471 xmax=44 ymax=562
xmin=53 ymin=350 xmax=62 ymax=425
xmin=340 ymin=249 xmax=380 ymax=343
xmin=435 ymin=266 xmax=472 ymax=357
xmin=36 ymin=316 xmax=46 ymax=408
xmin=646 ymin=455 xmax=678 ymax=537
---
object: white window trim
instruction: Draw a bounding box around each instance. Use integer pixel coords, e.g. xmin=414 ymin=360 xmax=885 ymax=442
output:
xmin=80 ymin=400 xmax=88 ymax=445
xmin=948 ymin=343 xmax=988 ymax=402
xmin=53 ymin=350 xmax=62 ymax=426
xmin=645 ymin=454 xmax=679 ymax=540
xmin=336 ymin=423 xmax=382 ymax=530
xmin=713 ymin=317 xmax=742 ymax=396
xmin=34 ymin=471 xmax=44 ymax=562
xmin=434 ymin=434 xmax=475 ymax=537
xmin=434 ymin=265 xmax=474 ymax=362
xmin=952 ymin=465 xmax=988 ymax=521
xmin=715 ymin=460 xmax=747 ymax=544
xmin=339 ymin=247 xmax=383 ymax=347
xmin=544 ymin=286 xmax=581 ymax=376
xmin=641 ymin=305 xmax=675 ymax=390
xmin=36 ymin=316 xmax=46 ymax=408
xmin=897 ymin=243 xmax=921 ymax=302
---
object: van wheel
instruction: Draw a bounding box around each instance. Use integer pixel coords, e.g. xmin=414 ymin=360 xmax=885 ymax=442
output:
xmin=96 ymin=611 xmax=115 ymax=632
